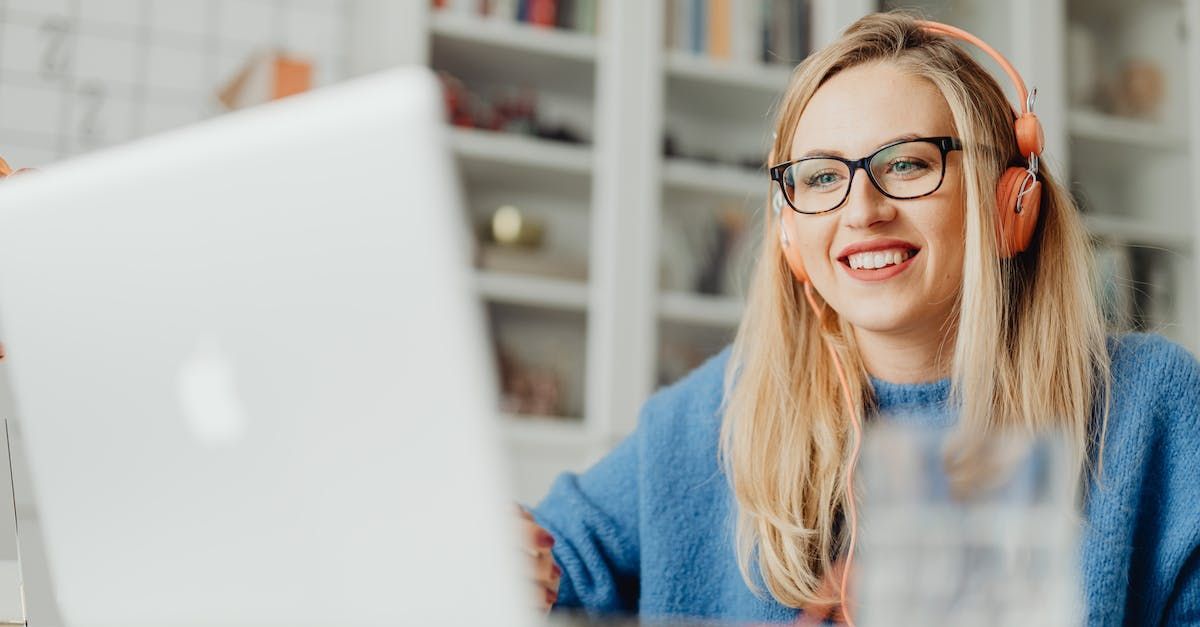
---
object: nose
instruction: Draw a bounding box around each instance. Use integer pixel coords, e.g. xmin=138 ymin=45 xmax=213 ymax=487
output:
xmin=840 ymin=168 xmax=896 ymax=230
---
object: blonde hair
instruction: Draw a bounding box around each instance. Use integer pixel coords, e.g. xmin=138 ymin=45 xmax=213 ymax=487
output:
xmin=719 ymin=11 xmax=1111 ymax=608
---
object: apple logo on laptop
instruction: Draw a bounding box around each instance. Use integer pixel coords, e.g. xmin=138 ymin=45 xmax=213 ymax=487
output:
xmin=178 ymin=337 xmax=248 ymax=444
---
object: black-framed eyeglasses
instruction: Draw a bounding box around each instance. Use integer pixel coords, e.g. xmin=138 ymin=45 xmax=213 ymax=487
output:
xmin=769 ymin=136 xmax=963 ymax=215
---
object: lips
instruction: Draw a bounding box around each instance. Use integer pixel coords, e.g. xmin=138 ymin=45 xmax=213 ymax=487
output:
xmin=835 ymin=238 xmax=921 ymax=282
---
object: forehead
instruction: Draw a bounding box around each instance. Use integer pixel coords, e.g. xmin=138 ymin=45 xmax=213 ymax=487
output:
xmin=790 ymin=61 xmax=955 ymax=159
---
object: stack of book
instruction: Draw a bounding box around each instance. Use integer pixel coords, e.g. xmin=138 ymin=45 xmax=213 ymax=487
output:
xmin=665 ymin=0 xmax=811 ymax=66
xmin=432 ymin=0 xmax=599 ymax=34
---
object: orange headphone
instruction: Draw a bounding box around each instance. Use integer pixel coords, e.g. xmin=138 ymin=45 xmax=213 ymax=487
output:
xmin=772 ymin=21 xmax=1046 ymax=626
xmin=776 ymin=20 xmax=1045 ymax=286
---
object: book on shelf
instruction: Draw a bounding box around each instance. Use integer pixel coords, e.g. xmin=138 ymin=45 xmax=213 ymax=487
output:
xmin=433 ymin=0 xmax=599 ymax=34
xmin=665 ymin=0 xmax=810 ymax=67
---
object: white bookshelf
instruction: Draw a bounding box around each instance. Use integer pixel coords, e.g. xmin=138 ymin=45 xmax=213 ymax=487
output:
xmin=390 ymin=0 xmax=1200 ymax=501
xmin=1083 ymin=214 xmax=1193 ymax=251
xmin=475 ymin=271 xmax=589 ymax=311
xmin=663 ymin=49 xmax=793 ymax=91
xmin=658 ymin=291 xmax=745 ymax=327
xmin=661 ymin=157 xmax=763 ymax=197
xmin=1068 ymin=108 xmax=1187 ymax=151
xmin=451 ymin=127 xmax=592 ymax=175
xmin=430 ymin=9 xmax=598 ymax=63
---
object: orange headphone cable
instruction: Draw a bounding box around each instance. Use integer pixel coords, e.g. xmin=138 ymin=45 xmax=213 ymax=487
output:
xmin=802 ymin=282 xmax=862 ymax=627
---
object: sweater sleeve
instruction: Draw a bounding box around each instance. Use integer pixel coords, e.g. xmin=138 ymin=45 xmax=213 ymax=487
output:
xmin=529 ymin=408 xmax=646 ymax=615
xmin=1162 ymin=546 xmax=1200 ymax=624
xmin=1154 ymin=339 xmax=1200 ymax=624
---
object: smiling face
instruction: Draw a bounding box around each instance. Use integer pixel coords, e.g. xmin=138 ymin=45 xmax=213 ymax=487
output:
xmin=780 ymin=61 xmax=966 ymax=337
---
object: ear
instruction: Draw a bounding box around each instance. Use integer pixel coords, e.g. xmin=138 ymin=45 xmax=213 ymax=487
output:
xmin=779 ymin=207 xmax=810 ymax=284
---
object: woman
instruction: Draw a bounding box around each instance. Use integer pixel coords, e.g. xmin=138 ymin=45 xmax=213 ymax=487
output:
xmin=520 ymin=12 xmax=1196 ymax=626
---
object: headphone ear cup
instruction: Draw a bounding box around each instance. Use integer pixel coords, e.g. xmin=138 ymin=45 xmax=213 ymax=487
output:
xmin=995 ymin=166 xmax=1042 ymax=258
xmin=779 ymin=212 xmax=810 ymax=284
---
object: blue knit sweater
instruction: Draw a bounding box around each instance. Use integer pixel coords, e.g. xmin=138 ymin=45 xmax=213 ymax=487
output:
xmin=532 ymin=333 xmax=1200 ymax=625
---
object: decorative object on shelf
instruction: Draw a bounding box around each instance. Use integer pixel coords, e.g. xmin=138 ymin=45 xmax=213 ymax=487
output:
xmin=438 ymin=71 xmax=587 ymax=143
xmin=474 ymin=204 xmax=587 ymax=281
xmin=217 ymin=51 xmax=313 ymax=111
xmin=433 ymin=0 xmax=599 ymax=34
xmin=491 ymin=205 xmax=546 ymax=248
xmin=496 ymin=342 xmax=566 ymax=417
xmin=1104 ymin=59 xmax=1166 ymax=120
xmin=1066 ymin=22 xmax=1098 ymax=108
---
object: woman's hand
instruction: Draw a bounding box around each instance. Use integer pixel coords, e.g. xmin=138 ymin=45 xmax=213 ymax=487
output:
xmin=0 ymin=155 xmax=34 ymax=179
xmin=517 ymin=505 xmax=561 ymax=613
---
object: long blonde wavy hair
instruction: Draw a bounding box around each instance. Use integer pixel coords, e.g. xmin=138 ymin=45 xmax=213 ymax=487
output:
xmin=720 ymin=12 xmax=1111 ymax=608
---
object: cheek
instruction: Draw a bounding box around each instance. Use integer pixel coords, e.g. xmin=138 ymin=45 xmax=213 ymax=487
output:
xmin=924 ymin=217 xmax=966 ymax=293
xmin=789 ymin=217 xmax=837 ymax=266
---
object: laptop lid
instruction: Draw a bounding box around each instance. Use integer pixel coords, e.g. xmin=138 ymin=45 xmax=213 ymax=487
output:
xmin=0 ymin=67 xmax=528 ymax=627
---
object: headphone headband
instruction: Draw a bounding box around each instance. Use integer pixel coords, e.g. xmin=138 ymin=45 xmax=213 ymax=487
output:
xmin=916 ymin=19 xmax=1044 ymax=158
xmin=916 ymin=20 xmax=1031 ymax=117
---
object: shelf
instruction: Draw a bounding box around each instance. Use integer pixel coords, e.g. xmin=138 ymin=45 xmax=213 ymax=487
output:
xmin=449 ymin=127 xmax=593 ymax=196
xmin=501 ymin=414 xmax=591 ymax=448
xmin=658 ymin=291 xmax=744 ymax=327
xmin=663 ymin=50 xmax=793 ymax=92
xmin=450 ymin=127 xmax=592 ymax=175
xmin=430 ymin=11 xmax=598 ymax=62
xmin=1084 ymin=214 xmax=1193 ymax=251
xmin=475 ymin=270 xmax=590 ymax=311
xmin=662 ymin=157 xmax=766 ymax=198
xmin=429 ymin=11 xmax=597 ymax=96
xmin=1068 ymin=109 xmax=1187 ymax=151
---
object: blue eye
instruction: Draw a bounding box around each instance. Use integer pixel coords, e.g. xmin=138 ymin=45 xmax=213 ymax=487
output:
xmin=805 ymin=171 xmax=843 ymax=189
xmin=888 ymin=159 xmax=929 ymax=176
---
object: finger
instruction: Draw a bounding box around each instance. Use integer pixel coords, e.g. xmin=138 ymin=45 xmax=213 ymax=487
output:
xmin=523 ymin=520 xmax=555 ymax=554
xmin=530 ymin=554 xmax=560 ymax=587
xmin=532 ymin=583 xmax=557 ymax=613
xmin=515 ymin=504 xmax=534 ymax=521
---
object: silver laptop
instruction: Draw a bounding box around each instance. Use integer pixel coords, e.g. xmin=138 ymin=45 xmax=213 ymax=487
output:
xmin=0 ymin=67 xmax=530 ymax=626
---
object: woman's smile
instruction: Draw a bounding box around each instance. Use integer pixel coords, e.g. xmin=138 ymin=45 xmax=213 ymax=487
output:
xmin=836 ymin=238 xmax=922 ymax=282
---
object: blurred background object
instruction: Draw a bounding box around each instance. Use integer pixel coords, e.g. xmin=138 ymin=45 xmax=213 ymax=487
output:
xmin=0 ymin=0 xmax=1197 ymax=516
xmin=216 ymin=50 xmax=313 ymax=110
xmin=856 ymin=422 xmax=1083 ymax=626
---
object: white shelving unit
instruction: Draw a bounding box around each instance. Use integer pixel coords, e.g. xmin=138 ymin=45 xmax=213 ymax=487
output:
xmin=389 ymin=0 xmax=1200 ymax=502
xmin=658 ymin=291 xmax=745 ymax=327
xmin=475 ymin=271 xmax=589 ymax=311
xmin=1068 ymin=108 xmax=1187 ymax=151
xmin=662 ymin=49 xmax=793 ymax=91
xmin=451 ymin=127 xmax=593 ymax=176
xmin=661 ymin=157 xmax=762 ymax=197
xmin=429 ymin=10 xmax=598 ymax=62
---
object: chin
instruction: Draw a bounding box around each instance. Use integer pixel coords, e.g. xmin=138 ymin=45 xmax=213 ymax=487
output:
xmin=837 ymin=308 xmax=923 ymax=335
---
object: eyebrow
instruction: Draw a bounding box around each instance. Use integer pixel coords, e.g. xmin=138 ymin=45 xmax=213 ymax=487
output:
xmin=796 ymin=132 xmax=926 ymax=159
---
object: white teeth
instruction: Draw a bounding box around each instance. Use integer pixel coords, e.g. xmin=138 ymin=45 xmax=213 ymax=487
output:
xmin=847 ymin=248 xmax=913 ymax=270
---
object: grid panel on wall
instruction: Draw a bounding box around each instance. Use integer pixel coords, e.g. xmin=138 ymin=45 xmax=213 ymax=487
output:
xmin=0 ymin=0 xmax=351 ymax=168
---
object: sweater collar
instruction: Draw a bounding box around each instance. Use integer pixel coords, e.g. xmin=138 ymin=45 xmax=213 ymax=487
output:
xmin=869 ymin=375 xmax=954 ymax=427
